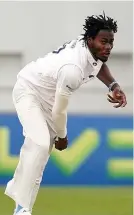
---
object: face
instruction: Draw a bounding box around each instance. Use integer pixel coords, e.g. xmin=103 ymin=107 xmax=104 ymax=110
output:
xmin=88 ymin=30 xmax=114 ymax=62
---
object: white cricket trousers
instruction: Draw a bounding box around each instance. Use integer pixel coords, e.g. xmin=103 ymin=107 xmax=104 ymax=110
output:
xmin=5 ymin=79 xmax=54 ymax=210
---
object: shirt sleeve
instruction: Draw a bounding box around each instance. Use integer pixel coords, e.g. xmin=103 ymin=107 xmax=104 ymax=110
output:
xmin=52 ymin=91 xmax=68 ymax=138
xmin=52 ymin=65 xmax=83 ymax=138
xmin=56 ymin=64 xmax=83 ymax=96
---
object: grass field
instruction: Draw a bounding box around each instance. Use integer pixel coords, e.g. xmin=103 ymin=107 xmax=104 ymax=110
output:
xmin=0 ymin=186 xmax=132 ymax=215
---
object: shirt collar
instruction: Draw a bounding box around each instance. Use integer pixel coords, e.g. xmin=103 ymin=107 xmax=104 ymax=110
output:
xmin=86 ymin=46 xmax=103 ymax=76
xmin=86 ymin=45 xmax=103 ymax=75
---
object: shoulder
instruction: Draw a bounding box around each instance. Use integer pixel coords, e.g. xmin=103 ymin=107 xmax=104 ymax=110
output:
xmin=57 ymin=64 xmax=84 ymax=94
xmin=58 ymin=64 xmax=84 ymax=82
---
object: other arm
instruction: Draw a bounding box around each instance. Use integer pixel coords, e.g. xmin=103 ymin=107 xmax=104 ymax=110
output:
xmin=52 ymin=65 xmax=83 ymax=150
xmin=97 ymin=63 xmax=127 ymax=108
xmin=97 ymin=63 xmax=119 ymax=90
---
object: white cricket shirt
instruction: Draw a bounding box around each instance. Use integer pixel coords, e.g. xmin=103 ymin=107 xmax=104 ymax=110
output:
xmin=17 ymin=36 xmax=103 ymax=138
xmin=18 ymin=36 xmax=103 ymax=99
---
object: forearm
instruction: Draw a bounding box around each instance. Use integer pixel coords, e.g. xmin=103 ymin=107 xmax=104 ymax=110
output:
xmin=97 ymin=63 xmax=120 ymax=91
xmin=52 ymin=91 xmax=69 ymax=138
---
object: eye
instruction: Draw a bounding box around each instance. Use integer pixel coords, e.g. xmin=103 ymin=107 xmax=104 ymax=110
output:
xmin=101 ymin=40 xmax=107 ymax=44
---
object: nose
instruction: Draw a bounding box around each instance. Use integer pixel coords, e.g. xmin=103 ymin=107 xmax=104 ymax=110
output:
xmin=105 ymin=43 xmax=112 ymax=51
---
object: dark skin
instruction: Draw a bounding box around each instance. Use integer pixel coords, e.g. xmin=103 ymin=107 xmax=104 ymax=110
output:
xmin=87 ymin=29 xmax=127 ymax=108
xmin=55 ymin=136 xmax=68 ymax=151
xmin=55 ymin=29 xmax=127 ymax=151
xmin=88 ymin=30 xmax=114 ymax=62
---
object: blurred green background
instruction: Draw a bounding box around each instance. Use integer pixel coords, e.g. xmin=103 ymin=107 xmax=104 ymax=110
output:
xmin=0 ymin=186 xmax=132 ymax=215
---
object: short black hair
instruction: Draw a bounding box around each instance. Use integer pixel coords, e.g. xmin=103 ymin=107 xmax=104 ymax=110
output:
xmin=82 ymin=12 xmax=118 ymax=41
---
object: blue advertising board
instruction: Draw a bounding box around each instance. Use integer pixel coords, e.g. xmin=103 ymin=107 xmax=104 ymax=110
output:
xmin=0 ymin=114 xmax=133 ymax=185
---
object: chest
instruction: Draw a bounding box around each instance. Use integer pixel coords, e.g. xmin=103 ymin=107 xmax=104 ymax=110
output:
xmin=82 ymin=62 xmax=101 ymax=83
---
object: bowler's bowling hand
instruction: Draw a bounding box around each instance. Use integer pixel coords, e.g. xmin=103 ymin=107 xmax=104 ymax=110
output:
xmin=55 ymin=136 xmax=68 ymax=151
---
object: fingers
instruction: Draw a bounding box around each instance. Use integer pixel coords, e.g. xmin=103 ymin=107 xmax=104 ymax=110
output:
xmin=107 ymin=94 xmax=118 ymax=103
xmin=116 ymin=90 xmax=127 ymax=107
xmin=107 ymin=94 xmax=127 ymax=108
xmin=113 ymin=95 xmax=127 ymax=108
xmin=107 ymin=94 xmax=117 ymax=101
xmin=111 ymin=89 xmax=127 ymax=108
xmin=55 ymin=143 xmax=67 ymax=151
xmin=121 ymin=95 xmax=127 ymax=107
xmin=107 ymin=98 xmax=118 ymax=103
xmin=122 ymin=101 xmax=127 ymax=107
xmin=107 ymin=94 xmax=115 ymax=101
xmin=113 ymin=101 xmax=123 ymax=108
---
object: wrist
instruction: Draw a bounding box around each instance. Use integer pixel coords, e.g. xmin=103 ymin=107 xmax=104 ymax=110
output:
xmin=57 ymin=128 xmax=67 ymax=139
xmin=58 ymin=136 xmax=67 ymax=140
xmin=109 ymin=81 xmax=120 ymax=92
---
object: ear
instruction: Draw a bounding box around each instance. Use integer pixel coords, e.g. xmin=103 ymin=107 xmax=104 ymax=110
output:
xmin=88 ymin=37 xmax=92 ymax=42
xmin=87 ymin=37 xmax=93 ymax=47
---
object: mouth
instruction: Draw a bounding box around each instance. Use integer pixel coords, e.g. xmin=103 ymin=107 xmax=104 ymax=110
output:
xmin=102 ymin=52 xmax=110 ymax=57
xmin=98 ymin=53 xmax=110 ymax=62
xmin=97 ymin=52 xmax=111 ymax=62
